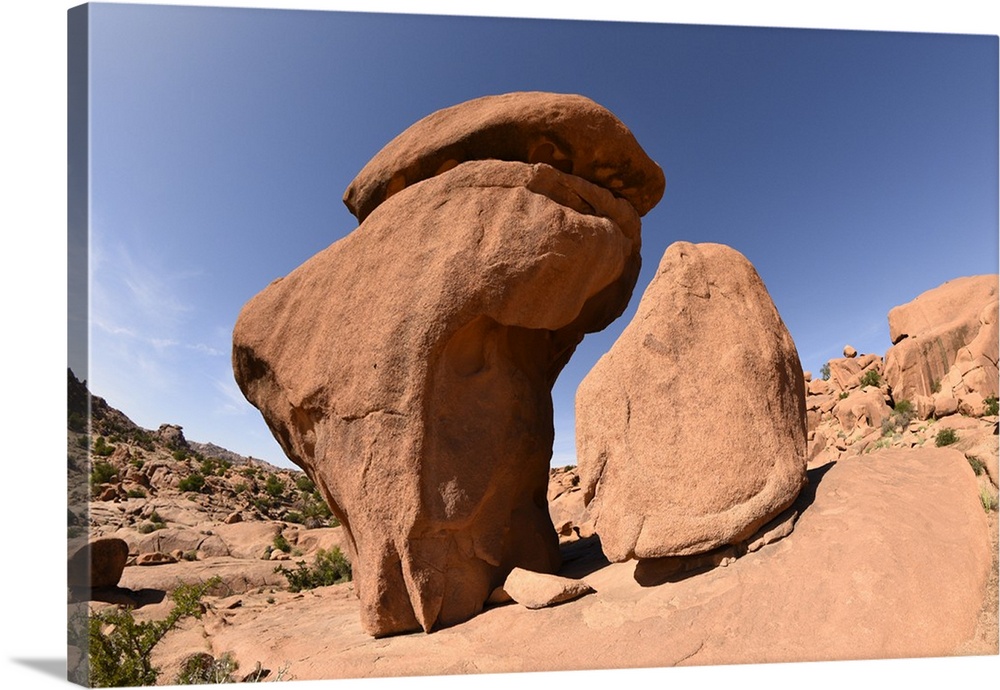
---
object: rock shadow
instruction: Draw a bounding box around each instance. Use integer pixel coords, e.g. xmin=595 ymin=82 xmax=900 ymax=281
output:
xmin=557 ymin=535 xmax=610 ymax=580
xmin=633 ymin=461 xmax=838 ymax=588
xmin=69 ymin=585 xmax=166 ymax=607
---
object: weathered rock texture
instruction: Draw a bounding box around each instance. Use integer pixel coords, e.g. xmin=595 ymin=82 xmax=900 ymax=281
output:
xmin=883 ymin=275 xmax=998 ymax=408
xmin=577 ymin=242 xmax=807 ymax=561
xmin=233 ymin=92 xmax=664 ymax=636
xmin=68 ymin=537 xmax=129 ymax=589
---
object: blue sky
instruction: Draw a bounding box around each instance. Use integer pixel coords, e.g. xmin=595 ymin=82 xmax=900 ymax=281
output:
xmin=75 ymin=3 xmax=998 ymax=469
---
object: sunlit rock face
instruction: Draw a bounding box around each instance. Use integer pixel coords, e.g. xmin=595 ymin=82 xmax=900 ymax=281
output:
xmin=233 ymin=92 xmax=664 ymax=637
xmin=577 ymin=241 xmax=808 ymax=562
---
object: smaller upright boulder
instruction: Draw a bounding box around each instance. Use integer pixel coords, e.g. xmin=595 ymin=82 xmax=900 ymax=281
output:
xmin=577 ymin=242 xmax=807 ymax=561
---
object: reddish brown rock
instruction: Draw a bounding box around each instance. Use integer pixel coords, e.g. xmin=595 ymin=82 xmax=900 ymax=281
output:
xmin=68 ymin=537 xmax=129 ymax=588
xmin=843 ymin=344 xmax=857 ymax=358
xmin=233 ymin=93 xmax=663 ymax=637
xmin=832 ymin=387 xmax=893 ymax=433
xmin=576 ymin=242 xmax=807 ymax=561
xmin=135 ymin=551 xmax=178 ymax=566
xmin=884 ymin=275 xmax=998 ymax=401
xmin=501 ymin=568 xmax=594 ymax=609
xmin=826 ymin=353 xmax=882 ymax=393
xmin=343 ymin=91 xmax=666 ymax=223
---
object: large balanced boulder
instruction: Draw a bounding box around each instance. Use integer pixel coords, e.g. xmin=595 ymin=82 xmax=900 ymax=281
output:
xmin=233 ymin=92 xmax=664 ymax=637
xmin=883 ymin=274 xmax=998 ymax=404
xmin=577 ymin=242 xmax=807 ymax=561
xmin=68 ymin=537 xmax=129 ymax=589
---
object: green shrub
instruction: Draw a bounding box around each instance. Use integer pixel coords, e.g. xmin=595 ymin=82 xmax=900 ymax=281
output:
xmin=980 ymin=485 xmax=998 ymax=513
xmin=274 ymin=547 xmax=352 ymax=592
xmin=931 ymin=379 xmax=942 ymax=394
xmin=87 ymin=577 xmax=221 ymax=687
xmin=126 ymin=488 xmax=147 ymax=499
xmin=838 ymin=392 xmax=849 ymax=400
xmin=935 ymin=428 xmax=959 ymax=447
xmin=967 ymin=456 xmax=986 ymax=476
xmin=179 ymin=472 xmax=206 ymax=493
xmin=68 ymin=411 xmax=87 ymax=433
xmin=859 ymin=370 xmax=882 ymax=388
xmin=894 ymin=399 xmax=914 ymax=416
xmin=284 ymin=511 xmax=303 ymax=524
xmin=273 ymin=534 xmax=291 ymax=553
xmin=90 ymin=460 xmax=117 ymax=487
xmin=264 ymin=474 xmax=285 ymax=498
xmin=93 ymin=436 xmax=115 ymax=457
xmin=76 ymin=435 xmax=89 ymax=449
xmin=295 ymin=475 xmax=316 ymax=493
xmin=984 ymin=396 xmax=999 ymax=416
xmin=172 ymin=449 xmax=189 ymax=461
xmin=234 ymin=482 xmax=248 ymax=494
xmin=176 ymin=651 xmax=238 ymax=685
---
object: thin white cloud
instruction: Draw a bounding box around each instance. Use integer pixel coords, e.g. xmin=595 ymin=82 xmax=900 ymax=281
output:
xmin=212 ymin=374 xmax=253 ymax=416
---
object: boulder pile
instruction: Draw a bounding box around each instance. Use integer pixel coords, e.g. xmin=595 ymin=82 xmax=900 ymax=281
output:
xmin=233 ymin=92 xmax=665 ymax=636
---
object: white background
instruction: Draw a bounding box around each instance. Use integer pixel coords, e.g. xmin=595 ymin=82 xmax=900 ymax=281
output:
xmin=1 ymin=2 xmax=997 ymax=688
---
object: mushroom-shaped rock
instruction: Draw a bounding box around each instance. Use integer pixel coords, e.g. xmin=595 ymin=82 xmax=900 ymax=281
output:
xmin=233 ymin=93 xmax=663 ymax=637
xmin=576 ymin=242 xmax=807 ymax=561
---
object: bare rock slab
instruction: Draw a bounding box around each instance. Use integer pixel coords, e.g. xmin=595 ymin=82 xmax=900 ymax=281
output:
xmin=233 ymin=92 xmax=664 ymax=637
xmin=883 ymin=274 xmax=998 ymax=402
xmin=500 ymin=568 xmax=595 ymax=609
xmin=577 ymin=241 xmax=807 ymax=561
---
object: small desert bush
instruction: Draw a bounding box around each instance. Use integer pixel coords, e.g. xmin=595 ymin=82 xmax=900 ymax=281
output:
xmin=295 ymin=475 xmax=316 ymax=493
xmin=838 ymin=392 xmax=849 ymax=400
xmin=935 ymin=428 xmax=959 ymax=447
xmin=179 ymin=472 xmax=207 ymax=493
xmin=980 ymin=486 xmax=998 ymax=513
xmin=264 ymin=474 xmax=285 ymax=498
xmin=881 ymin=399 xmax=916 ymax=437
xmin=273 ymin=534 xmax=291 ymax=553
xmin=274 ymin=547 xmax=352 ymax=592
xmin=126 ymin=488 xmax=147 ymax=499
xmin=859 ymin=370 xmax=882 ymax=388
xmin=90 ymin=460 xmax=117 ymax=487
xmin=984 ymin=396 xmax=999 ymax=416
xmin=87 ymin=577 xmax=221 ymax=687
xmin=176 ymin=651 xmax=239 ymax=684
xmin=172 ymin=449 xmax=189 ymax=461
xmin=93 ymin=436 xmax=115 ymax=457
xmin=820 ymin=363 xmax=831 ymax=381
xmin=968 ymin=456 xmax=986 ymax=476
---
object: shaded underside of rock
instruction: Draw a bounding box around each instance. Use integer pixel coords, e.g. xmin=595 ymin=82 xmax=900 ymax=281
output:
xmin=343 ymin=91 xmax=666 ymax=222
xmin=68 ymin=537 xmax=129 ymax=589
xmin=234 ymin=151 xmax=654 ymax=636
xmin=577 ymin=241 xmax=808 ymax=561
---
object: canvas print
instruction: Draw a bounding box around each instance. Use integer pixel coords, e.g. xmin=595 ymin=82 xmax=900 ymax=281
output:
xmin=67 ymin=3 xmax=999 ymax=686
